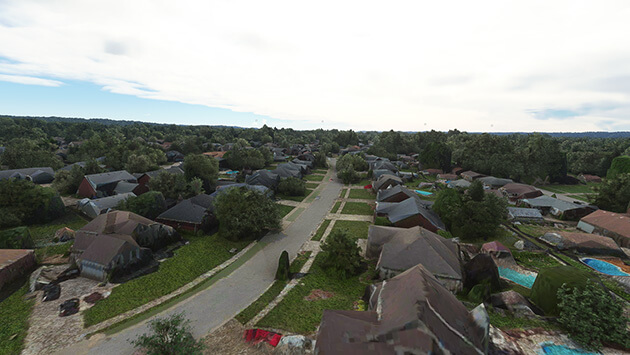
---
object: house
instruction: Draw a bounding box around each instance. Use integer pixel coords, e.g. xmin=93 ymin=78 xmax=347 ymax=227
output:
xmin=481 ymin=241 xmax=512 ymax=258
xmin=366 ymin=225 xmax=462 ymax=289
xmin=376 ymin=185 xmax=415 ymax=203
xmin=451 ymin=167 xmax=464 ymax=175
xmin=203 ymin=151 xmax=229 ymax=169
xmin=292 ymin=158 xmax=314 ymax=169
xmin=381 ymin=195 xmax=445 ymax=232
xmin=77 ymin=170 xmax=138 ymax=198
xmin=421 ymin=168 xmax=443 ymax=175
xmin=278 ymin=162 xmax=309 ymax=175
xmin=578 ymin=174 xmax=602 ymax=183
xmin=369 ymin=160 xmax=398 ymax=173
xmin=245 ymin=170 xmax=280 ymax=189
xmin=478 ymin=176 xmax=514 ymax=189
xmin=578 ymin=210 xmax=630 ymax=248
xmin=461 ymin=170 xmax=486 ymax=182
xmin=447 ymin=179 xmax=471 ymax=189
xmin=156 ymin=194 xmax=215 ymax=232
xmin=372 ymin=174 xmax=403 ymax=192
xmin=521 ymin=195 xmax=596 ymax=221
xmin=540 ymin=231 xmax=624 ymax=257
xmin=0 ymin=249 xmax=36 ymax=290
xmin=500 ymin=183 xmax=543 ymax=202
xmin=0 ymin=167 xmax=55 ymax=184
xmin=273 ymin=163 xmax=303 ymax=179
xmin=437 ymin=173 xmax=458 ymax=180
xmin=165 ymin=150 xmax=185 ymax=162
xmin=507 ymin=207 xmax=544 ymax=223
xmin=77 ymin=192 xmax=136 ymax=219
xmin=72 ymin=211 xmax=179 ymax=281
xmin=314 ymin=264 xmax=488 ymax=354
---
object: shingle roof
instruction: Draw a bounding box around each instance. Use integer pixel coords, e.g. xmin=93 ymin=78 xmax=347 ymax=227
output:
xmin=0 ymin=167 xmax=55 ymax=181
xmin=386 ymin=196 xmax=444 ymax=230
xmin=85 ymin=170 xmax=136 ymax=190
xmin=580 ymin=210 xmax=630 ymax=239
xmin=522 ymin=195 xmax=585 ymax=212
xmin=373 ymin=174 xmax=403 ymax=191
xmin=157 ymin=197 xmax=211 ymax=224
xmin=507 ymin=207 xmax=543 ymax=219
xmin=478 ymin=176 xmax=514 ymax=188
xmin=376 ymin=185 xmax=415 ymax=202
xmin=114 ymin=181 xmax=140 ymax=194
xmin=448 ymin=179 xmax=471 ymax=188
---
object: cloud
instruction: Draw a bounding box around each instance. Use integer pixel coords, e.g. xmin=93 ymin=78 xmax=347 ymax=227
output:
xmin=0 ymin=73 xmax=62 ymax=86
xmin=0 ymin=0 xmax=630 ymax=131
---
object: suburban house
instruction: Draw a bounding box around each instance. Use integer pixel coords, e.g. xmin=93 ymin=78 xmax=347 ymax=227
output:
xmin=156 ymin=194 xmax=215 ymax=232
xmin=371 ymin=169 xmax=395 ymax=180
xmin=461 ymin=170 xmax=486 ymax=182
xmin=421 ymin=168 xmax=443 ymax=175
xmin=521 ymin=195 xmax=596 ymax=220
xmin=372 ymin=174 xmax=403 ymax=192
xmin=72 ymin=211 xmax=179 ymax=281
xmin=578 ymin=210 xmax=630 ymax=248
xmin=77 ymin=170 xmax=139 ymax=198
xmin=380 ymin=195 xmax=445 ymax=232
xmin=77 ymin=192 xmax=136 ymax=219
xmin=0 ymin=167 xmax=55 ymax=184
xmin=478 ymin=176 xmax=514 ymax=189
xmin=315 ymin=264 xmax=488 ymax=354
xmin=274 ymin=162 xmax=308 ymax=178
xmin=165 ymin=150 xmax=185 ymax=162
xmin=0 ymin=249 xmax=36 ymax=290
xmin=245 ymin=170 xmax=280 ymax=189
xmin=370 ymin=160 xmax=398 ymax=173
xmin=540 ymin=231 xmax=625 ymax=257
xmin=578 ymin=174 xmax=602 ymax=183
xmin=366 ymin=225 xmax=462 ymax=290
xmin=136 ymin=166 xmax=185 ymax=189
xmin=507 ymin=207 xmax=544 ymax=223
xmin=437 ymin=173 xmax=458 ymax=180
xmin=292 ymin=158 xmax=314 ymax=168
xmin=500 ymin=183 xmax=543 ymax=202
xmin=448 ymin=179 xmax=471 ymax=189
xmin=376 ymin=185 xmax=416 ymax=203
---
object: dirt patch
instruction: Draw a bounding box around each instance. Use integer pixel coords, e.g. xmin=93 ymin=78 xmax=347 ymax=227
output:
xmin=303 ymin=289 xmax=334 ymax=301
xmin=202 ymin=319 xmax=273 ymax=355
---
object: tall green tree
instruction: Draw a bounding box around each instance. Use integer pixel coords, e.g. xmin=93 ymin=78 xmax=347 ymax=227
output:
xmin=130 ymin=313 xmax=204 ymax=355
xmin=592 ymin=173 xmax=630 ymax=213
xmin=320 ymin=229 xmax=363 ymax=279
xmin=182 ymin=154 xmax=219 ymax=190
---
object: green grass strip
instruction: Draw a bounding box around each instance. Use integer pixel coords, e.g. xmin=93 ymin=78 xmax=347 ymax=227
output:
xmin=331 ymin=220 xmax=370 ymax=241
xmin=312 ymin=220 xmax=332 ymax=241
xmin=330 ymin=201 xmax=342 ymax=213
xmin=286 ymin=207 xmax=305 ymax=222
xmin=0 ymin=283 xmax=35 ymax=355
xmin=304 ymin=175 xmax=324 ymax=181
xmin=278 ymin=204 xmax=296 ymax=218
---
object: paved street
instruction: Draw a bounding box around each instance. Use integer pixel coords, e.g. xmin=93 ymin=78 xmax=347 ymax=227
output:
xmin=57 ymin=163 xmax=342 ymax=355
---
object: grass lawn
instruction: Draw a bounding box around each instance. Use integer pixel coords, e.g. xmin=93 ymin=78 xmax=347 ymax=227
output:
xmin=256 ymin=254 xmax=374 ymax=333
xmin=467 ymin=228 xmax=519 ymax=250
xmin=276 ymin=193 xmax=307 ymax=202
xmin=27 ymin=211 xmax=89 ymax=245
xmin=540 ymin=183 xmax=597 ymax=194
xmin=83 ymin=233 xmax=250 ymax=327
xmin=330 ymin=201 xmax=342 ymax=213
xmin=350 ymin=179 xmax=371 ymax=187
xmin=374 ymin=216 xmax=393 ymax=226
xmin=312 ymin=169 xmax=328 ymax=174
xmin=278 ymin=204 xmax=296 ymax=218
xmin=341 ymin=202 xmax=373 ymax=216
xmin=35 ymin=241 xmax=73 ymax=262
xmin=512 ymin=251 xmax=561 ymax=271
xmin=305 ymin=182 xmax=319 ymax=189
xmin=566 ymin=194 xmax=592 ymax=202
xmin=0 ymin=283 xmax=35 ymax=355
xmin=348 ymin=189 xmax=375 ymax=200
xmin=516 ymin=224 xmax=572 ymax=239
xmin=304 ymin=175 xmax=324 ymax=182
xmin=331 ymin=220 xmax=370 ymax=241
xmin=235 ymin=252 xmax=312 ymax=324
xmin=487 ymin=307 xmax=557 ymax=330
xmin=339 ymin=189 xmax=348 ymax=198
xmin=312 ymin=220 xmax=332 ymax=241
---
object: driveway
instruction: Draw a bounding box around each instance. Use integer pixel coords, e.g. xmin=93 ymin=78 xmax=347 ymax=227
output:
xmin=57 ymin=161 xmax=342 ymax=355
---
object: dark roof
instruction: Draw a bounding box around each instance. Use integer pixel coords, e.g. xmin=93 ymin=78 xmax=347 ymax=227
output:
xmin=522 ymin=195 xmax=586 ymax=212
xmin=387 ymin=196 xmax=445 ymax=230
xmin=88 ymin=192 xmax=136 ymax=210
xmin=478 ymin=176 xmax=514 ymax=188
xmin=376 ymin=185 xmax=415 ymax=202
xmin=273 ymin=165 xmax=302 ymax=179
xmin=114 ymin=181 xmax=140 ymax=194
xmin=85 ymin=170 xmax=136 ymax=190
xmin=157 ymin=195 xmax=213 ymax=224
xmin=461 ymin=170 xmax=485 ymax=178
xmin=373 ymin=174 xmax=403 ymax=191
xmin=507 ymin=207 xmax=543 ymax=219
xmin=0 ymin=167 xmax=55 ymax=182
xmin=245 ymin=170 xmax=280 ymax=188
xmin=500 ymin=183 xmax=541 ymax=196
xmin=78 ymin=234 xmax=138 ymax=266
xmin=370 ymin=160 xmax=398 ymax=172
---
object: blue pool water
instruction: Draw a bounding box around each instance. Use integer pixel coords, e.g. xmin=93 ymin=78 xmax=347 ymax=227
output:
xmin=415 ymin=190 xmax=433 ymax=196
xmin=582 ymin=258 xmax=629 ymax=276
xmin=542 ymin=343 xmax=596 ymax=354
xmin=498 ymin=267 xmax=537 ymax=288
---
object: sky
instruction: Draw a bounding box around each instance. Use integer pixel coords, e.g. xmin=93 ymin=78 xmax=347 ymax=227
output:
xmin=1 ymin=1 xmax=630 ymax=132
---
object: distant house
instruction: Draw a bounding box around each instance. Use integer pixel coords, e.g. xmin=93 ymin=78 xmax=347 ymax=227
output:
xmin=370 ymin=160 xmax=398 ymax=173
xmin=578 ymin=210 xmax=630 ymax=248
xmin=507 ymin=207 xmax=544 ymax=223
xmin=381 ymin=195 xmax=445 ymax=232
xmin=521 ymin=195 xmax=595 ymax=221
xmin=156 ymin=194 xmax=215 ymax=232
xmin=292 ymin=158 xmax=314 ymax=169
xmin=245 ymin=170 xmax=280 ymax=189
xmin=0 ymin=249 xmax=36 ymax=290
xmin=203 ymin=151 xmax=229 ymax=169
xmin=376 ymin=185 xmax=416 ymax=203
xmin=77 ymin=192 xmax=136 ymax=219
xmin=500 ymin=183 xmax=543 ymax=202
xmin=578 ymin=174 xmax=602 ymax=183
xmin=72 ymin=211 xmax=179 ymax=281
xmin=451 ymin=167 xmax=464 ymax=175
xmin=165 ymin=150 xmax=185 ymax=162
xmin=315 ymin=264 xmax=487 ymax=354
xmin=372 ymin=174 xmax=403 ymax=192
xmin=447 ymin=179 xmax=471 ymax=189
xmin=540 ymin=231 xmax=624 ymax=257
xmin=274 ymin=162 xmax=308 ymax=178
xmin=367 ymin=225 xmax=462 ymax=289
xmin=478 ymin=176 xmax=514 ymax=189
xmin=0 ymin=167 xmax=55 ymax=184
xmin=461 ymin=170 xmax=486 ymax=182
xmin=77 ymin=170 xmax=138 ymax=198
xmin=437 ymin=173 xmax=458 ymax=180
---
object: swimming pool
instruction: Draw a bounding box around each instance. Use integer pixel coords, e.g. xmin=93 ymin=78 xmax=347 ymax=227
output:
xmin=415 ymin=190 xmax=433 ymax=196
xmin=582 ymin=258 xmax=630 ymax=277
xmin=498 ymin=267 xmax=537 ymax=288
xmin=541 ymin=343 xmax=596 ymax=354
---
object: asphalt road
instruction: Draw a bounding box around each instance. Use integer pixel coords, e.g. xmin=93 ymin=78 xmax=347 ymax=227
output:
xmin=58 ymin=163 xmax=342 ymax=355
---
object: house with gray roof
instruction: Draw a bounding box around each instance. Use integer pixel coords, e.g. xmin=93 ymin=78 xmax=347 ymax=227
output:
xmin=77 ymin=170 xmax=137 ymax=198
xmin=372 ymin=174 xmax=403 ymax=192
xmin=478 ymin=176 xmax=514 ymax=189
xmin=156 ymin=194 xmax=215 ymax=232
xmin=77 ymin=192 xmax=136 ymax=219
xmin=521 ymin=195 xmax=596 ymax=220
xmin=382 ymin=195 xmax=445 ymax=232
xmin=376 ymin=185 xmax=416 ymax=203
xmin=246 ymin=170 xmax=280 ymax=189
xmin=507 ymin=207 xmax=544 ymax=223
xmin=0 ymin=167 xmax=55 ymax=184
xmin=448 ymin=179 xmax=471 ymax=189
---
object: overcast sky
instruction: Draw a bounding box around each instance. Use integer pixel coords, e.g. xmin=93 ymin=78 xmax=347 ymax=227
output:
xmin=1 ymin=0 xmax=630 ymax=132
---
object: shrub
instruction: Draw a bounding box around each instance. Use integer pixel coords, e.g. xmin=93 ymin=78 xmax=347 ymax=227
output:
xmin=319 ymin=229 xmax=363 ymax=279
xmin=557 ymin=280 xmax=630 ymax=350
xmin=130 ymin=313 xmax=204 ymax=355
xmin=277 ymin=177 xmax=306 ymax=196
xmin=276 ymin=251 xmax=290 ymax=281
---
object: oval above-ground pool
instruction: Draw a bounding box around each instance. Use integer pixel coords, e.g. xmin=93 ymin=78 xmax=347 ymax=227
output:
xmin=581 ymin=258 xmax=630 ymax=277
xmin=498 ymin=266 xmax=537 ymax=288
xmin=414 ymin=190 xmax=433 ymax=196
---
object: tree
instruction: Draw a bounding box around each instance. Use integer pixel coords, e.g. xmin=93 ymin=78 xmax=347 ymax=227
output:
xmin=557 ymin=280 xmax=629 ymax=350
xmin=275 ymin=250 xmax=290 ymax=281
xmin=130 ymin=313 xmax=204 ymax=355
xmin=148 ymin=171 xmax=200 ymax=200
xmin=592 ymin=173 xmax=630 ymax=213
xmin=339 ymin=165 xmax=360 ymax=184
xmin=313 ymin=152 xmax=328 ymax=168
xmin=606 ymin=155 xmax=630 ymax=179
xmin=116 ymin=191 xmax=167 ymax=220
xmin=0 ymin=179 xmax=65 ymax=228
xmin=52 ymin=165 xmax=84 ymax=195
xmin=224 ymin=149 xmax=266 ymax=171
xmin=183 ymin=154 xmax=219 ymax=190
xmin=1 ymin=138 xmax=63 ymax=170
xmin=125 ymin=154 xmax=157 ymax=173
xmin=277 ymin=177 xmax=306 ymax=196
xmin=213 ymin=187 xmax=281 ymax=241
xmin=419 ymin=141 xmax=452 ymax=172
xmin=319 ymin=229 xmax=363 ymax=279
xmin=336 ymin=154 xmax=368 ymax=172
